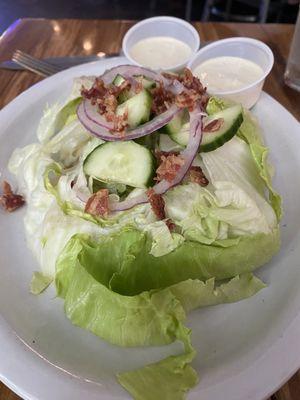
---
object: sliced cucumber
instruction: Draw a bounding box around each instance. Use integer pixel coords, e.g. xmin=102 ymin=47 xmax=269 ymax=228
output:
xmin=83 ymin=141 xmax=155 ymax=189
xmin=160 ymin=109 xmax=188 ymax=135
xmin=135 ymin=75 xmax=156 ymax=90
xmin=116 ymin=89 xmax=152 ymax=129
xmin=112 ymin=74 xmax=130 ymax=103
xmin=112 ymin=74 xmax=125 ymax=87
xmin=168 ymin=104 xmax=243 ymax=152
xmin=113 ymin=74 xmax=155 ymax=103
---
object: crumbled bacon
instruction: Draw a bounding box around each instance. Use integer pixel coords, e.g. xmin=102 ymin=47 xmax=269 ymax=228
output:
xmin=155 ymin=154 xmax=185 ymax=183
xmin=162 ymin=72 xmax=179 ymax=81
xmin=81 ymin=77 xmax=131 ymax=133
xmin=84 ymin=189 xmax=109 ymax=217
xmin=147 ymin=188 xmax=166 ymax=220
xmin=132 ymin=78 xmax=143 ymax=94
xmin=151 ymin=82 xmax=175 ymax=115
xmin=166 ymin=218 xmax=176 ymax=232
xmin=0 ymin=181 xmax=25 ymax=212
xmin=181 ymin=68 xmax=205 ymax=93
xmin=203 ymin=118 xmax=224 ymax=132
xmin=81 ymin=78 xmax=107 ymax=102
xmin=155 ymin=150 xmax=179 ymax=164
xmin=174 ymin=69 xmax=209 ymax=111
xmin=188 ymin=166 xmax=209 ymax=186
xmin=106 ymin=108 xmax=129 ymax=133
xmin=175 ymin=90 xmax=201 ymax=111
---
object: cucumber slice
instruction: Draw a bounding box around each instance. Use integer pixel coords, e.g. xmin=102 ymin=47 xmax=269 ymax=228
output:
xmin=113 ymin=74 xmax=155 ymax=103
xmin=168 ymin=105 xmax=243 ymax=152
xmin=160 ymin=109 xmax=187 ymax=135
xmin=113 ymin=74 xmax=155 ymax=90
xmin=113 ymin=74 xmax=130 ymax=103
xmin=112 ymin=74 xmax=125 ymax=86
xmin=116 ymin=89 xmax=152 ymax=129
xmin=83 ymin=141 xmax=155 ymax=189
xmin=135 ymin=75 xmax=156 ymax=90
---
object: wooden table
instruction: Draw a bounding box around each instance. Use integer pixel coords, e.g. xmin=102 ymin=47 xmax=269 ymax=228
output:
xmin=0 ymin=18 xmax=299 ymax=400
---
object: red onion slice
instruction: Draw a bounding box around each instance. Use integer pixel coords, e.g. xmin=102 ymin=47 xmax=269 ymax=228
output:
xmin=100 ymin=64 xmax=170 ymax=86
xmin=77 ymin=64 xmax=186 ymax=141
xmin=77 ymin=101 xmax=180 ymax=142
xmin=110 ymin=106 xmax=203 ymax=212
xmin=83 ymin=100 xmax=114 ymax=130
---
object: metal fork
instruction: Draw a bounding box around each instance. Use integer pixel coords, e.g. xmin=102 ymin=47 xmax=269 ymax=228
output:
xmin=12 ymin=50 xmax=63 ymax=77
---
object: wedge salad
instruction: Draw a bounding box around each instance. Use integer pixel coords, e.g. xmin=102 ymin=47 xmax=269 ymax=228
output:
xmin=6 ymin=65 xmax=281 ymax=399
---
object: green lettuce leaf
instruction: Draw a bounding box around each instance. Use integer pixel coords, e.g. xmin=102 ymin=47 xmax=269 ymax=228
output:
xmin=30 ymin=271 xmax=53 ymax=294
xmin=206 ymin=97 xmax=282 ymax=221
xmin=61 ymin=227 xmax=278 ymax=297
xmin=144 ymin=221 xmax=185 ymax=257
xmin=117 ymin=325 xmax=198 ymax=400
xmin=37 ymin=97 xmax=82 ymax=143
xmin=169 ymin=273 xmax=266 ymax=313
xmin=201 ymin=137 xmax=277 ymax=234
xmin=237 ymin=110 xmax=282 ymax=220
xmin=56 ymin=233 xmax=265 ymax=400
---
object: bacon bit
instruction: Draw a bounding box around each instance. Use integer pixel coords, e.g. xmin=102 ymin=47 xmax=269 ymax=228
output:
xmin=175 ymin=90 xmax=201 ymax=111
xmin=81 ymin=78 xmax=107 ymax=101
xmin=133 ymin=78 xmax=143 ymax=94
xmin=0 ymin=181 xmax=25 ymax=212
xmin=84 ymin=189 xmax=109 ymax=217
xmin=188 ymin=166 xmax=209 ymax=186
xmin=162 ymin=72 xmax=179 ymax=81
xmin=82 ymin=77 xmax=131 ymax=133
xmin=203 ymin=118 xmax=224 ymax=133
xmin=117 ymin=79 xmax=131 ymax=94
xmin=147 ymin=188 xmax=166 ymax=220
xmin=181 ymin=68 xmax=205 ymax=92
xmin=172 ymin=68 xmax=209 ymax=111
xmin=155 ymin=150 xmax=179 ymax=164
xmin=151 ymin=82 xmax=175 ymax=115
xmin=107 ymin=108 xmax=129 ymax=133
xmin=155 ymin=154 xmax=185 ymax=183
xmin=166 ymin=218 xmax=176 ymax=232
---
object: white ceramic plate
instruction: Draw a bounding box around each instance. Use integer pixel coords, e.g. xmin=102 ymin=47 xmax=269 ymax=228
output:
xmin=0 ymin=56 xmax=300 ymax=400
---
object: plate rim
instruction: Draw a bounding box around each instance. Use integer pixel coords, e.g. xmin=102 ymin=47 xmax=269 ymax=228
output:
xmin=0 ymin=56 xmax=300 ymax=400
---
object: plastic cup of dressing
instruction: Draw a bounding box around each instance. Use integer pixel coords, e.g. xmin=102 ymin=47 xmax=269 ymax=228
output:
xmin=188 ymin=37 xmax=274 ymax=109
xmin=122 ymin=16 xmax=200 ymax=72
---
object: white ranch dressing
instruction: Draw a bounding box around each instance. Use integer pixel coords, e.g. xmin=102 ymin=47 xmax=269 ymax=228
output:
xmin=193 ymin=56 xmax=264 ymax=92
xmin=129 ymin=36 xmax=192 ymax=69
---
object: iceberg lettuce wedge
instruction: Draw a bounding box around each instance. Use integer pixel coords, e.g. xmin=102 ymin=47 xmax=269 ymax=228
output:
xmin=56 ymin=232 xmax=266 ymax=400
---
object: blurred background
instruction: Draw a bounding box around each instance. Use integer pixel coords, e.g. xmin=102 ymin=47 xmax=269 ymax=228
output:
xmin=0 ymin=0 xmax=299 ymax=34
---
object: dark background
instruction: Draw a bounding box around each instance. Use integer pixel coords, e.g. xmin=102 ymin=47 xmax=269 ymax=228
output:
xmin=0 ymin=0 xmax=299 ymax=34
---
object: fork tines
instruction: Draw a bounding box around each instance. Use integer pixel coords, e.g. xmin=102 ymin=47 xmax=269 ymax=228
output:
xmin=12 ymin=50 xmax=63 ymax=77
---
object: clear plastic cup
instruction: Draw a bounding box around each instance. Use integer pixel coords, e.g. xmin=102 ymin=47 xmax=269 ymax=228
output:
xmin=122 ymin=16 xmax=200 ymax=72
xmin=188 ymin=37 xmax=274 ymax=109
xmin=284 ymin=5 xmax=300 ymax=92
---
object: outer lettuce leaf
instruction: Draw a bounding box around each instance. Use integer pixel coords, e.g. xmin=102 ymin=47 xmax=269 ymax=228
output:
xmin=237 ymin=112 xmax=282 ymax=220
xmin=206 ymin=96 xmax=281 ymax=221
xmin=201 ymin=137 xmax=277 ymax=233
xmin=69 ymin=227 xmax=278 ymax=296
xmin=56 ymin=235 xmax=186 ymax=347
xmin=30 ymin=272 xmax=53 ymax=295
xmin=43 ymin=118 xmax=90 ymax=168
xmin=117 ymin=326 xmax=198 ymax=400
xmin=37 ymin=75 xmax=95 ymax=144
xmin=8 ymin=144 xmax=56 ymax=265
xmin=170 ymin=273 xmax=266 ymax=313
xmin=37 ymin=97 xmax=82 ymax=143
xmin=56 ymin=233 xmax=265 ymax=400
